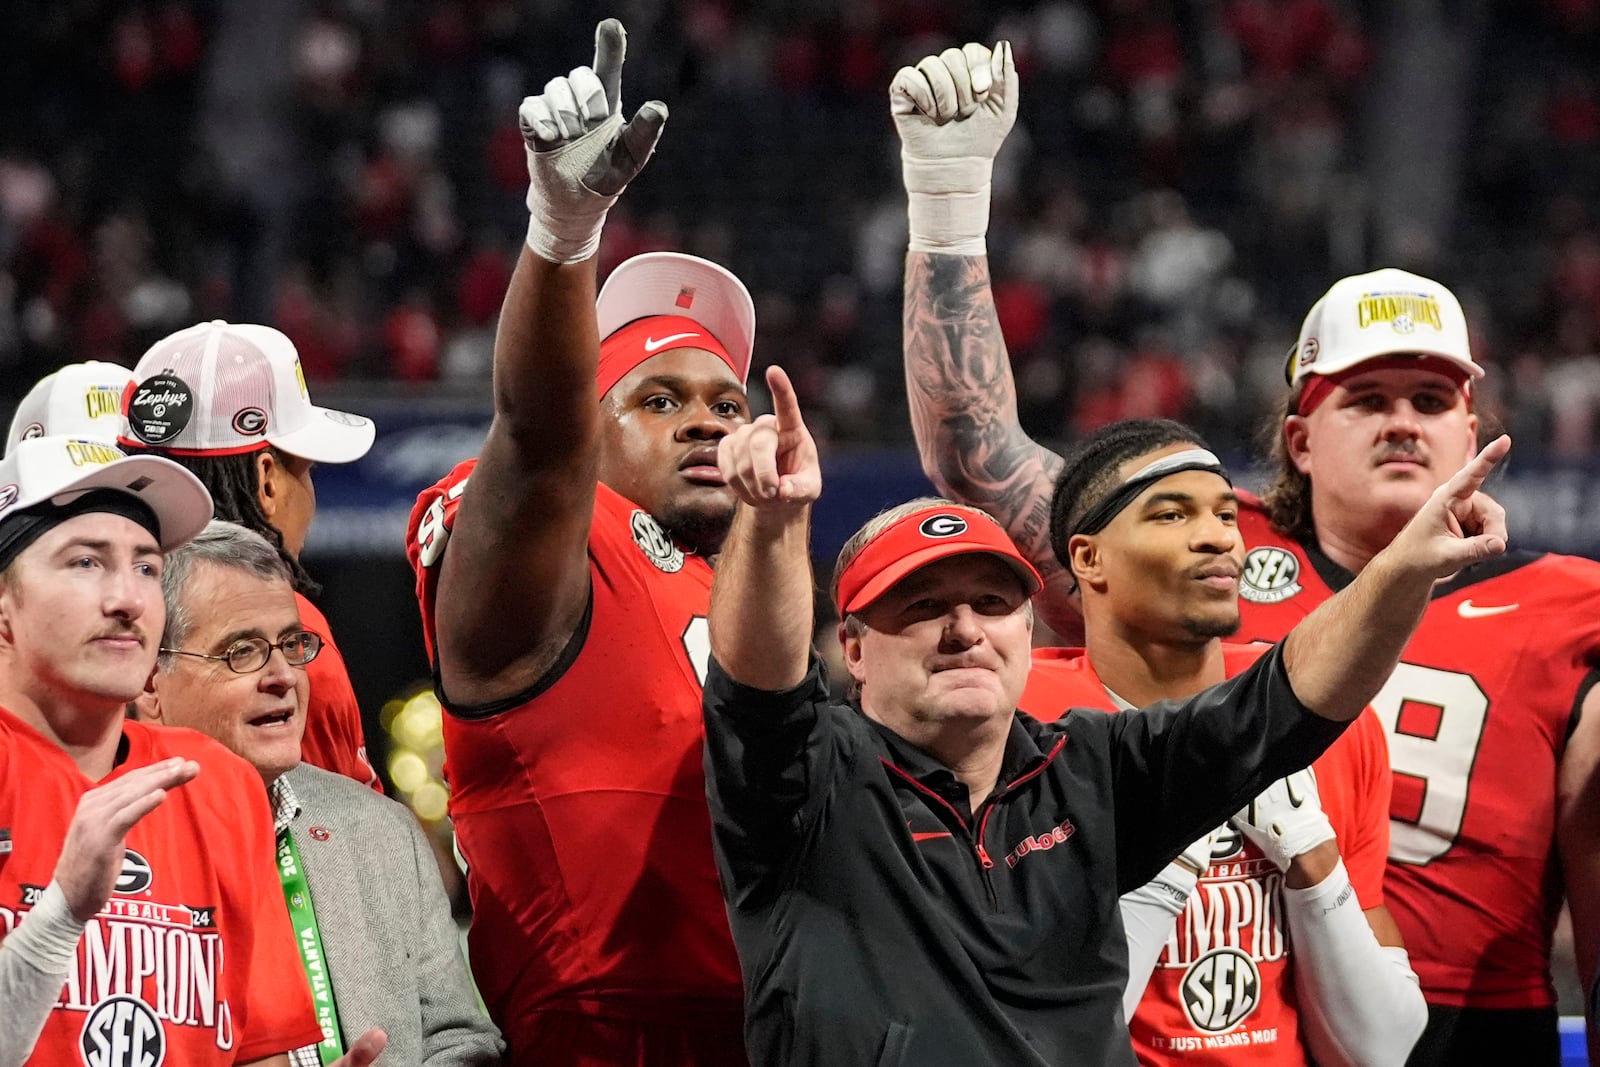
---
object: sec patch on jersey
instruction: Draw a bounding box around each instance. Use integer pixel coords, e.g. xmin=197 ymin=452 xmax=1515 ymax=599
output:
xmin=1240 ymin=546 xmax=1303 ymax=604
xmin=631 ymin=509 xmax=686 ymax=573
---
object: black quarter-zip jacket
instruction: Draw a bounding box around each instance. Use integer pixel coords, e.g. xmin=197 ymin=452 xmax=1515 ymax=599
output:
xmin=701 ymin=642 xmax=1348 ymax=1067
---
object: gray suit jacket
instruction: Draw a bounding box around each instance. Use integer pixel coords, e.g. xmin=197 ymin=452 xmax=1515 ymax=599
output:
xmin=284 ymin=763 xmax=503 ymax=1066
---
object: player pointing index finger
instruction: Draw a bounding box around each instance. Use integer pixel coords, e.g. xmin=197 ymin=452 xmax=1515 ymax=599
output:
xmin=716 ymin=366 xmax=820 ymax=509
xmin=1382 ymin=434 xmax=1510 ymax=579
xmin=894 ymin=56 xmax=1598 ymax=1051
xmin=762 ymin=366 xmax=821 ymax=505
xmin=405 ymin=18 xmax=760 ymax=1064
xmin=1441 ymin=433 xmax=1509 ymax=534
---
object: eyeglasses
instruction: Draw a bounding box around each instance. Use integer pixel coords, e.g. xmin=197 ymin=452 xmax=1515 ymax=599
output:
xmin=161 ymin=631 xmax=323 ymax=674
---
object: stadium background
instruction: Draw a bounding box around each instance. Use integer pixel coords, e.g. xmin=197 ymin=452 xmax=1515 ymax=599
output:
xmin=3 ymin=0 xmax=1599 ymax=1056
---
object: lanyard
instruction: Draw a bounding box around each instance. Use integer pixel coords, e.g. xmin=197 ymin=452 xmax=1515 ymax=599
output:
xmin=277 ymin=829 xmax=345 ymax=1065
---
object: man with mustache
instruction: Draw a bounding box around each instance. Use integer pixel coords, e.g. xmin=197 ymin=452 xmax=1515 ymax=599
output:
xmin=893 ymin=38 xmax=1600 ymax=1065
xmin=0 ymin=436 xmax=359 ymax=1066
xmin=1017 ymin=417 xmax=1423 ymax=1064
xmin=405 ymin=19 xmax=753 ymax=1065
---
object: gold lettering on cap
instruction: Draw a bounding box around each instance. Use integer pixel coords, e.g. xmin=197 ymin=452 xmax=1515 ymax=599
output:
xmin=1356 ymin=292 xmax=1443 ymax=333
xmin=66 ymin=441 xmax=121 ymax=467
xmin=83 ymin=386 xmax=121 ymax=420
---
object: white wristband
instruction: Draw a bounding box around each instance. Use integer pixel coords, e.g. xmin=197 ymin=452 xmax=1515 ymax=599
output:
xmin=7 ymin=881 xmax=84 ymax=971
xmin=0 ymin=881 xmax=84 ymax=1067
xmin=524 ymin=112 xmax=626 ymax=263
xmin=903 ymin=153 xmax=992 ymax=256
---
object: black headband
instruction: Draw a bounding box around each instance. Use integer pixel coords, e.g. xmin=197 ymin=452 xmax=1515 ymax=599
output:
xmin=1069 ymin=448 xmax=1231 ymax=540
xmin=0 ymin=490 xmax=162 ymax=574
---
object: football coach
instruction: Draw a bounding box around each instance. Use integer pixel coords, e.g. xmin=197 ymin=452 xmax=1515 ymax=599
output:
xmin=700 ymin=366 xmax=1511 ymax=1067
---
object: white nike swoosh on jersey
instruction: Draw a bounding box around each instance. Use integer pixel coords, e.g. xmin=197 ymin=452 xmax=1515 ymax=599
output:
xmin=1457 ymin=600 xmax=1519 ymax=618
xmin=643 ymin=332 xmax=700 ymax=352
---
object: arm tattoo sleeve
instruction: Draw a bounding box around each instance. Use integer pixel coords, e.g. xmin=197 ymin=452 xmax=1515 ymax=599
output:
xmin=902 ymin=252 xmax=1066 ymax=592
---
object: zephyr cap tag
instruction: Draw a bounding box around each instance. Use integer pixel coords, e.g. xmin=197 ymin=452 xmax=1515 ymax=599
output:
xmin=127 ymin=374 xmax=195 ymax=445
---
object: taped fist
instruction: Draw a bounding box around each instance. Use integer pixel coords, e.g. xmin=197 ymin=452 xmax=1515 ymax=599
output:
xmin=520 ymin=18 xmax=668 ymax=263
xmin=890 ymin=41 xmax=1018 ymax=255
xmin=1230 ymin=768 xmax=1337 ymax=874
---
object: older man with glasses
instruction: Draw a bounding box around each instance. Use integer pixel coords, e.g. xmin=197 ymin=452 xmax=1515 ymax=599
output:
xmin=136 ymin=520 xmax=503 ymax=1067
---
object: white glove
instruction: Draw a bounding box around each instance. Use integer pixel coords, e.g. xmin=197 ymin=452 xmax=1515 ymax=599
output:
xmin=1230 ymin=768 xmax=1336 ymax=873
xmin=519 ymin=18 xmax=668 ymax=263
xmin=890 ymin=41 xmax=1019 ymax=256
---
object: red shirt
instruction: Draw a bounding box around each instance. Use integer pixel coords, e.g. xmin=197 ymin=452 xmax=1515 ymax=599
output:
xmin=408 ymin=463 xmax=743 ymax=1050
xmin=0 ymin=709 xmax=322 ymax=1064
xmin=1234 ymin=495 xmax=1600 ymax=1008
xmin=1020 ymin=644 xmax=1392 ymax=1065
xmin=295 ymin=592 xmax=381 ymax=792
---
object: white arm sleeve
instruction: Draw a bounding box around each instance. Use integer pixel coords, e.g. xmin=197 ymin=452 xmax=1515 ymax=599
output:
xmin=1118 ymin=861 xmax=1199 ymax=1020
xmin=0 ymin=881 xmax=83 ymax=1067
xmin=1283 ymin=859 xmax=1427 ymax=1067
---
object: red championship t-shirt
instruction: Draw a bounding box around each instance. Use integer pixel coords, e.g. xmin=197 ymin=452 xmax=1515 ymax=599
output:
xmin=408 ymin=461 xmax=744 ymax=1051
xmin=0 ymin=709 xmax=322 ymax=1065
xmin=1021 ymin=643 xmax=1392 ymax=1064
xmin=295 ymin=592 xmax=380 ymax=792
xmin=1233 ymin=494 xmax=1600 ymax=1009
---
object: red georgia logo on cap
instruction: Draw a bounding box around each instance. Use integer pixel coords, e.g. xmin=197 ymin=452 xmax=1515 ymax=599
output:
xmin=918 ymin=514 xmax=968 ymax=538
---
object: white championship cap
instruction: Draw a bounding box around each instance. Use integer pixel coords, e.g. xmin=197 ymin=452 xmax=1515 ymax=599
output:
xmin=1285 ymin=268 xmax=1483 ymax=386
xmin=118 ymin=320 xmax=375 ymax=464
xmin=596 ymin=251 xmax=756 ymax=383
xmin=0 ymin=436 xmax=213 ymax=552
xmin=7 ymin=361 xmax=136 ymax=455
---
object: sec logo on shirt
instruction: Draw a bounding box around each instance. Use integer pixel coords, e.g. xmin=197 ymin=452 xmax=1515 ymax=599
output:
xmin=1181 ymin=947 xmax=1262 ymax=1033
xmin=80 ymin=995 xmax=165 ymax=1067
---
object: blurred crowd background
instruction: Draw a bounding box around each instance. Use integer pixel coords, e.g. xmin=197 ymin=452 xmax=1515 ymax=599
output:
xmin=4 ymin=0 xmax=1600 ymax=458
xmin=6 ymin=0 xmax=1600 ymax=1026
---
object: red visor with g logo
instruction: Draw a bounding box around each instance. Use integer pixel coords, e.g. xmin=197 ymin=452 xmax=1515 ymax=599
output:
xmin=835 ymin=505 xmax=1042 ymax=614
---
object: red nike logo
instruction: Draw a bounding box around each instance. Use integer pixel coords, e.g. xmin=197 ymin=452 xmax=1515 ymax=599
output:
xmin=911 ymin=831 xmax=953 ymax=842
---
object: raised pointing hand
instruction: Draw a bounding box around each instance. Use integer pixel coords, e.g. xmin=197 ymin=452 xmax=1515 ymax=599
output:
xmin=1385 ymin=434 xmax=1511 ymax=581
xmin=717 ymin=366 xmax=821 ymax=509
xmin=518 ymin=19 xmax=669 ymax=262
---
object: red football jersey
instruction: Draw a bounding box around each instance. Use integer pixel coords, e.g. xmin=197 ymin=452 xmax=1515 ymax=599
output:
xmin=0 ymin=708 xmax=322 ymax=1064
xmin=295 ymin=592 xmax=381 ymax=792
xmin=1020 ymin=644 xmax=1392 ymax=1065
xmin=1234 ymin=495 xmax=1600 ymax=1008
xmin=408 ymin=462 xmax=744 ymax=1051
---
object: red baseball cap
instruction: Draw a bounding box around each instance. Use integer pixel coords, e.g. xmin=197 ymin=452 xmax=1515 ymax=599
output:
xmin=835 ymin=504 xmax=1042 ymax=614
